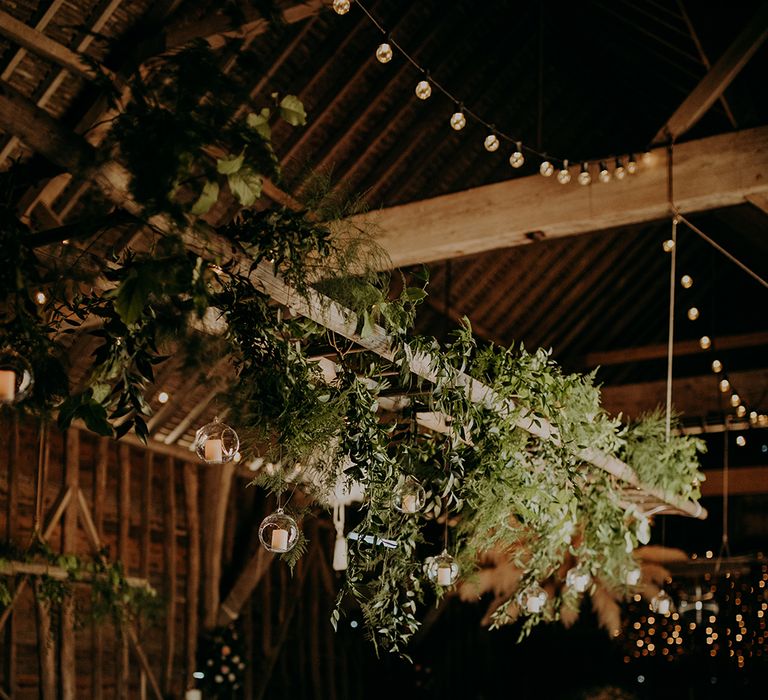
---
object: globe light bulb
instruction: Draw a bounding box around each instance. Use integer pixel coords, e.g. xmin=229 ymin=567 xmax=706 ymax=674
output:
xmin=415 ymin=79 xmax=431 ymax=100
xmin=719 ymin=378 xmax=730 ymax=393
xmin=627 ymin=154 xmax=638 ymax=175
xmin=333 ymin=0 xmax=350 ymax=14
xmin=711 ymin=359 xmax=723 ymax=373
xmin=509 ymin=143 xmax=525 ymax=169
xmin=157 ymin=391 xmax=170 ymax=404
xmin=598 ymin=161 xmax=611 ymax=183
xmin=687 ymin=307 xmax=699 ymax=321
xmin=34 ymin=291 xmax=46 ymax=305
xmin=736 ymin=404 xmax=746 ymax=418
xmin=681 ymin=274 xmax=693 ymax=288
xmin=662 ymin=239 xmax=675 ymax=253
xmin=376 ymin=42 xmax=393 ymax=63
xmin=730 ymin=393 xmax=741 ymax=407
xmin=749 ymin=410 xmax=758 ymax=423
xmin=484 ymin=134 xmax=499 ymax=152
xmin=557 ymin=159 xmax=571 ymax=184
xmin=578 ymin=162 xmax=591 ymax=186
xmin=450 ymin=110 xmax=466 ymax=131
xmin=614 ymin=157 xmax=626 ymax=180
xmin=699 ymin=335 xmax=711 ymax=350
xmin=540 ymin=160 xmax=554 ymax=177
xmin=736 ymin=435 xmax=746 ymax=447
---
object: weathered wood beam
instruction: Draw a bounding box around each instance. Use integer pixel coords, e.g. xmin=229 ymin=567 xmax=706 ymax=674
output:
xmin=183 ymin=464 xmax=201 ymax=689
xmin=701 ymin=466 xmax=768 ymax=497
xmin=581 ymin=331 xmax=768 ymax=368
xmin=600 ymin=368 xmax=768 ymax=420
xmin=0 ymin=86 xmax=707 ymax=519
xmin=215 ymin=547 xmax=272 ymax=627
xmin=60 ymin=429 xmax=79 ymax=700
xmin=361 ymin=126 xmax=768 ymax=268
xmin=653 ymin=3 xmax=768 ymax=144
xmin=34 ymin=580 xmax=57 ymax=700
xmin=163 ymin=456 xmax=178 ymax=696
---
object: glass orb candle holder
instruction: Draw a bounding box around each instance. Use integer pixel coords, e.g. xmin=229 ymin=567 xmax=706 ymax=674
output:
xmin=194 ymin=418 xmax=239 ymax=464
xmin=565 ymin=567 xmax=592 ymax=594
xmin=0 ymin=349 xmax=34 ymax=405
xmin=426 ymin=550 xmax=459 ymax=587
xmin=650 ymin=588 xmax=674 ymax=616
xmin=393 ymin=475 xmax=426 ymax=514
xmin=626 ymin=566 xmax=642 ymax=586
xmin=259 ymin=509 xmax=299 ymax=553
xmin=517 ymin=582 xmax=548 ymax=614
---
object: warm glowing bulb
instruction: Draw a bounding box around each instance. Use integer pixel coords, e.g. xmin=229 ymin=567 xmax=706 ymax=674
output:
xmin=614 ymin=157 xmax=626 ymax=180
xmin=736 ymin=405 xmax=746 ymax=418
xmin=681 ymin=274 xmax=693 ymax=288
xmin=415 ymin=79 xmax=431 ymax=100
xmin=719 ymin=378 xmax=730 ymax=393
xmin=376 ymin=42 xmax=393 ymax=63
xmin=642 ymin=151 xmax=654 ymax=164
xmin=627 ymin=154 xmax=638 ymax=174
xmin=333 ymin=0 xmax=350 ymax=14
xmin=749 ymin=410 xmax=758 ymax=423
xmin=699 ymin=335 xmax=711 ymax=350
xmin=712 ymin=360 xmax=723 ymax=373
xmin=450 ymin=111 xmax=466 ymax=130
xmin=730 ymin=393 xmax=741 ymax=407
xmin=157 ymin=391 xmax=169 ymax=404
xmin=540 ymin=160 xmax=554 ymax=177
xmin=34 ymin=291 xmax=46 ymax=305
xmin=663 ymin=239 xmax=675 ymax=253
xmin=598 ymin=161 xmax=611 ymax=183
xmin=557 ymin=160 xmax=571 ymax=184
xmin=578 ymin=163 xmax=591 ymax=186
xmin=687 ymin=307 xmax=699 ymax=320
xmin=484 ymin=134 xmax=499 ymax=152
xmin=509 ymin=145 xmax=525 ymax=168
xmin=736 ymin=435 xmax=746 ymax=447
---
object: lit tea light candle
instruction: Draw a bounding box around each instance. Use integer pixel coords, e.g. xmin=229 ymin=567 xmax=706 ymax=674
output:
xmin=437 ymin=565 xmax=453 ymax=586
xmin=271 ymin=528 xmax=289 ymax=552
xmin=402 ymin=494 xmax=418 ymax=514
xmin=0 ymin=370 xmax=16 ymax=402
xmin=204 ymin=438 xmax=223 ymax=462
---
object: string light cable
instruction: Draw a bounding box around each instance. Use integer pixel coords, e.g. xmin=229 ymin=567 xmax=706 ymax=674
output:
xmin=332 ymin=0 xmax=643 ymax=184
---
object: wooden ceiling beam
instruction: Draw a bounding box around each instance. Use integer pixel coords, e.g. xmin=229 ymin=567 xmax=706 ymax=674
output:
xmin=361 ymin=126 xmax=768 ymax=269
xmin=582 ymin=331 xmax=768 ymax=368
xmin=700 ymin=466 xmax=768 ymax=497
xmin=653 ymin=2 xmax=768 ymax=144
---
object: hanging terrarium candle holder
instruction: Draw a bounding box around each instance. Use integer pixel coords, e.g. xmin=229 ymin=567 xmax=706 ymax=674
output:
xmin=0 ymin=349 xmax=34 ymax=405
xmin=565 ymin=566 xmax=592 ymax=594
xmin=393 ymin=475 xmax=426 ymax=514
xmin=259 ymin=508 xmax=299 ymax=553
xmin=426 ymin=550 xmax=460 ymax=587
xmin=194 ymin=417 xmax=239 ymax=464
xmin=517 ymin=582 xmax=548 ymax=614
xmin=625 ymin=566 xmax=642 ymax=586
xmin=650 ymin=588 xmax=674 ymax=615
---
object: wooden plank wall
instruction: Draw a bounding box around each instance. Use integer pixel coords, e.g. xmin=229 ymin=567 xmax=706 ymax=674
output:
xmin=0 ymin=417 xmax=202 ymax=699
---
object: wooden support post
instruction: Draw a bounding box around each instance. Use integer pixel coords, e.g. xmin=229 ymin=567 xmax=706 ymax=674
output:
xmin=203 ymin=462 xmax=235 ymax=629
xmin=3 ymin=415 xmax=19 ymax=698
xmin=34 ymin=580 xmax=57 ymax=700
xmin=183 ymin=463 xmax=200 ymax=687
xmin=60 ymin=428 xmax=79 ymax=700
xmin=163 ymin=456 xmax=177 ymax=696
xmin=139 ymin=450 xmax=152 ymax=700
xmin=117 ymin=443 xmax=131 ymax=699
xmin=215 ymin=546 xmax=272 ymax=627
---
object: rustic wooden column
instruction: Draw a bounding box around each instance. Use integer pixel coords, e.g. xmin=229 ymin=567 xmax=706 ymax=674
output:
xmin=184 ymin=463 xmax=201 ymax=687
xmin=92 ymin=437 xmax=108 ymax=700
xmin=139 ymin=450 xmax=153 ymax=700
xmin=3 ymin=416 xmax=19 ymax=697
xmin=60 ymin=428 xmax=79 ymax=700
xmin=116 ymin=443 xmax=131 ymax=699
xmin=34 ymin=579 xmax=57 ymax=700
xmin=163 ymin=455 xmax=177 ymax=696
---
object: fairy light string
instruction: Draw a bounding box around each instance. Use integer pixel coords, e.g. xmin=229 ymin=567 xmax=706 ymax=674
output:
xmin=332 ymin=0 xmax=642 ymax=183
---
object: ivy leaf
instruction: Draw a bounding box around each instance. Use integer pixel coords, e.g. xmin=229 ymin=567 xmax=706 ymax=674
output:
xmin=247 ymin=108 xmax=271 ymax=139
xmin=228 ymin=167 xmax=263 ymax=206
xmin=190 ymin=179 xmax=220 ymax=215
xmin=279 ymin=95 xmax=307 ymax=126
xmin=216 ymin=152 xmax=245 ymax=175
xmin=112 ymin=267 xmax=154 ymax=325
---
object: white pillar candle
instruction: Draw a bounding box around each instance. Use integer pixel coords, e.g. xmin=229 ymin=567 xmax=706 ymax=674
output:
xmin=0 ymin=370 xmax=16 ymax=402
xmin=271 ymin=528 xmax=289 ymax=552
xmin=185 ymin=691 xmax=202 ymax=700
xmin=402 ymin=494 xmax=418 ymax=513
xmin=437 ymin=565 xmax=452 ymax=586
xmin=204 ymin=438 xmax=223 ymax=462
xmin=657 ymin=598 xmax=671 ymax=615
xmin=526 ymin=595 xmax=544 ymax=614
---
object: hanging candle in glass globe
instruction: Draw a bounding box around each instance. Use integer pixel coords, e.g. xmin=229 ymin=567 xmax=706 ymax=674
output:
xmin=565 ymin=567 xmax=592 ymax=594
xmin=259 ymin=508 xmax=299 ymax=553
xmin=194 ymin=417 xmax=239 ymax=464
xmin=626 ymin=566 xmax=642 ymax=586
xmin=650 ymin=588 xmax=674 ymax=615
xmin=393 ymin=475 xmax=426 ymax=514
xmin=426 ymin=550 xmax=459 ymax=587
xmin=517 ymin=582 xmax=548 ymax=614
xmin=0 ymin=349 xmax=34 ymax=405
